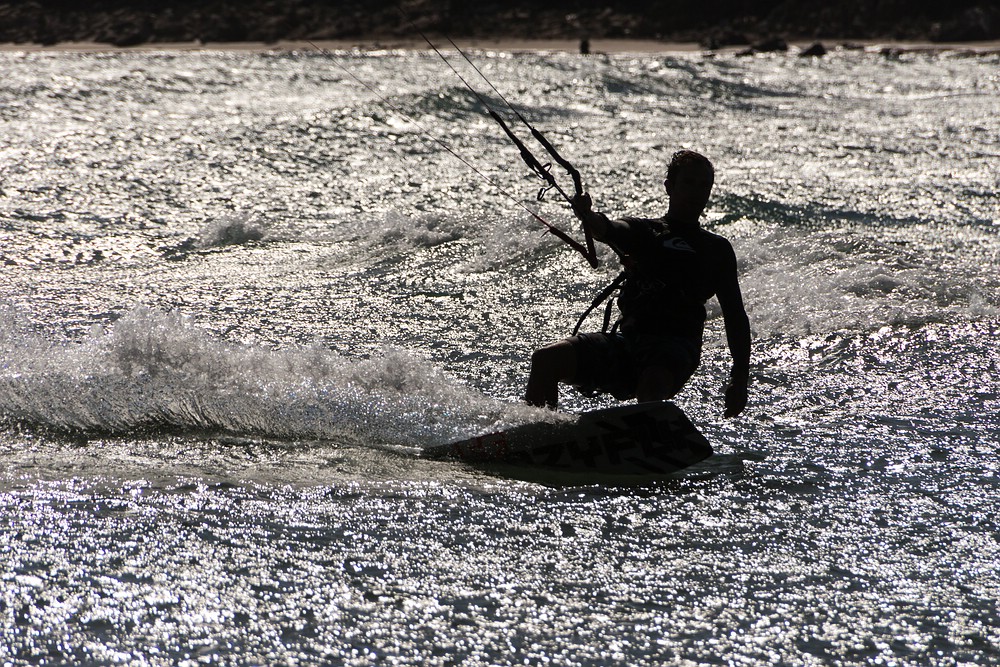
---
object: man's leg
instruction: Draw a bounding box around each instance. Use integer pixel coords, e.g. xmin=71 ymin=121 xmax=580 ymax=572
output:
xmin=525 ymin=340 xmax=577 ymax=408
xmin=634 ymin=365 xmax=678 ymax=403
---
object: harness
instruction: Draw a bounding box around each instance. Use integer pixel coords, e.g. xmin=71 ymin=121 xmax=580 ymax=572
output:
xmin=572 ymin=219 xmax=704 ymax=337
xmin=572 ymin=271 xmax=627 ymax=336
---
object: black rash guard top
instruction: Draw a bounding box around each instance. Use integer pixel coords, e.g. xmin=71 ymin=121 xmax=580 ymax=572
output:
xmin=604 ymin=216 xmax=741 ymax=342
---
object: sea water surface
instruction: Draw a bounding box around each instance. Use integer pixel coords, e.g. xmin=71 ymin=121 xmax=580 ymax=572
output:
xmin=1 ymin=45 xmax=998 ymax=665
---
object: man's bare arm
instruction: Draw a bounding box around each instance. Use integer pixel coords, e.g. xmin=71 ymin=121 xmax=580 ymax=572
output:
xmin=716 ymin=245 xmax=751 ymax=417
xmin=571 ymin=192 xmax=622 ymax=242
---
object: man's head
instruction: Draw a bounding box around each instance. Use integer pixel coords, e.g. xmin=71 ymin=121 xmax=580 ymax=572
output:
xmin=664 ymin=150 xmax=714 ymax=219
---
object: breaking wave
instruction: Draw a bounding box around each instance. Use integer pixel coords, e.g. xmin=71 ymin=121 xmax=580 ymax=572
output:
xmin=0 ymin=304 xmax=547 ymax=447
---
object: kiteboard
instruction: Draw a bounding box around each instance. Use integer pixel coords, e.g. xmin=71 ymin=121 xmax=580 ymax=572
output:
xmin=421 ymin=401 xmax=712 ymax=477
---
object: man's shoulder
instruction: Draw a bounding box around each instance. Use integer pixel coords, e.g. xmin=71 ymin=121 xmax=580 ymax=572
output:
xmin=618 ymin=216 xmax=667 ymax=235
xmin=643 ymin=218 xmax=733 ymax=247
xmin=609 ymin=216 xmax=664 ymax=243
xmin=619 ymin=215 xmax=664 ymax=227
xmin=697 ymin=226 xmax=733 ymax=244
xmin=614 ymin=218 xmax=737 ymax=256
xmin=694 ymin=227 xmax=739 ymax=267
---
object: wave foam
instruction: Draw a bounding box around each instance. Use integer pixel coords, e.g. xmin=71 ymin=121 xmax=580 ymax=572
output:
xmin=195 ymin=215 xmax=267 ymax=248
xmin=0 ymin=305 xmax=546 ymax=446
xmin=727 ymin=220 xmax=1000 ymax=337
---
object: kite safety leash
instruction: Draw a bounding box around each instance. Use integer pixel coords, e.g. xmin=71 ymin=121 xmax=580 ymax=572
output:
xmin=400 ymin=13 xmax=600 ymax=268
xmin=439 ymin=35 xmax=599 ymax=266
xmin=306 ymin=42 xmax=593 ymax=260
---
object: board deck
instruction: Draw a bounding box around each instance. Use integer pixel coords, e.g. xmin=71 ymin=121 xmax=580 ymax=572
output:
xmin=422 ymin=401 xmax=712 ymax=476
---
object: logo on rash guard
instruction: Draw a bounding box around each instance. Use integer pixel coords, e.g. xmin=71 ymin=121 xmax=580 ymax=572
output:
xmin=662 ymin=237 xmax=694 ymax=252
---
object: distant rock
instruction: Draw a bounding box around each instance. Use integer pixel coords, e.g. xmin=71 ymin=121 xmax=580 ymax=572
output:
xmin=799 ymin=42 xmax=827 ymax=57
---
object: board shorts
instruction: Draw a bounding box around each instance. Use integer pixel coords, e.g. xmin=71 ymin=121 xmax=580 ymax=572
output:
xmin=569 ymin=331 xmax=700 ymax=400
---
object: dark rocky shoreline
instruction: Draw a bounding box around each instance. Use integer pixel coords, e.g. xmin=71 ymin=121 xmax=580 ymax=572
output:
xmin=1 ymin=1 xmax=998 ymax=49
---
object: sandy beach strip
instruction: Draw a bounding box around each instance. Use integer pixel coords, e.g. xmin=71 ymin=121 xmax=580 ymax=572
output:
xmin=2 ymin=38 xmax=999 ymax=55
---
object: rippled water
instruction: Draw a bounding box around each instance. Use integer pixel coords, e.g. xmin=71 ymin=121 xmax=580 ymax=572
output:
xmin=1 ymin=46 xmax=999 ymax=665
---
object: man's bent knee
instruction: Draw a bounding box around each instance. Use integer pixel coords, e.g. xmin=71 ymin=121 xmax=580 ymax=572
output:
xmin=530 ymin=341 xmax=577 ymax=383
xmin=525 ymin=340 xmax=578 ymax=408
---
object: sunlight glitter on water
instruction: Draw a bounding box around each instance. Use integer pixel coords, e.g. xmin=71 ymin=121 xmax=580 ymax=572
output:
xmin=2 ymin=47 xmax=1000 ymax=665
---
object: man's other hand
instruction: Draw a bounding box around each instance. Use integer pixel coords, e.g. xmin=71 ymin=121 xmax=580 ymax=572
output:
xmin=723 ymin=380 xmax=748 ymax=418
xmin=570 ymin=192 xmax=593 ymax=217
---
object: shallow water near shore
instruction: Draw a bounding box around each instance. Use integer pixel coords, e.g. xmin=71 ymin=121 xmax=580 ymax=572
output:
xmin=2 ymin=47 xmax=999 ymax=665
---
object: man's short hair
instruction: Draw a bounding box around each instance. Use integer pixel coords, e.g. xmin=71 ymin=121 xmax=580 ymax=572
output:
xmin=666 ymin=150 xmax=715 ymax=197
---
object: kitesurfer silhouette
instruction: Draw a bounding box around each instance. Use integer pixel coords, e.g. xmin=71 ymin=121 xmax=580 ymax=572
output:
xmin=525 ymin=150 xmax=751 ymax=417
